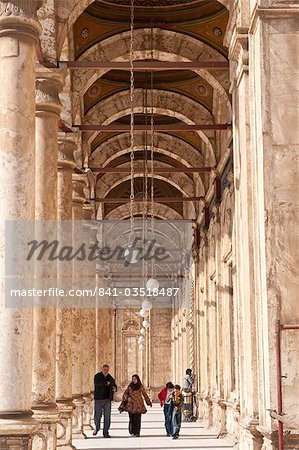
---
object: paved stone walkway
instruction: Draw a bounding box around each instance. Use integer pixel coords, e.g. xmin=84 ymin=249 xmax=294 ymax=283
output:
xmin=74 ymin=404 xmax=234 ymax=450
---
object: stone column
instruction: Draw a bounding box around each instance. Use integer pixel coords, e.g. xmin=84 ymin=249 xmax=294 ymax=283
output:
xmin=82 ymin=204 xmax=96 ymax=431
xmin=198 ymin=229 xmax=210 ymax=425
xmin=226 ymin=7 xmax=261 ymax=446
xmin=248 ymin=5 xmax=299 ymax=449
xmin=88 ymin=221 xmax=99 ymax=425
xmin=56 ymin=136 xmax=76 ymax=450
xmin=71 ymin=174 xmax=87 ymax=439
xmin=31 ymin=71 xmax=63 ymax=450
xmin=0 ymin=2 xmax=41 ymax=448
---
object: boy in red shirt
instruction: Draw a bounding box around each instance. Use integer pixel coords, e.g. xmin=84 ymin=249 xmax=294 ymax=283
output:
xmin=158 ymin=382 xmax=174 ymax=436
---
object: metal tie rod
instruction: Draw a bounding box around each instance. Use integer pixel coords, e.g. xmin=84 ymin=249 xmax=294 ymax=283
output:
xmin=59 ymin=61 xmax=229 ymax=70
xmin=94 ymin=196 xmax=204 ymax=203
xmin=91 ymin=167 xmax=213 ymax=173
xmin=75 ymin=124 xmax=231 ymax=132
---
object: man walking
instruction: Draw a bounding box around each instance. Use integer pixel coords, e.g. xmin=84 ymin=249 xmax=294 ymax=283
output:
xmin=93 ymin=364 xmax=117 ymax=438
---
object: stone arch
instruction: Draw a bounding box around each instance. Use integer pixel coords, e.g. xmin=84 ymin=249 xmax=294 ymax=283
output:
xmin=90 ymin=133 xmax=203 ymax=167
xmin=72 ymin=28 xmax=229 ymax=95
xmin=122 ymin=319 xmax=139 ymax=331
xmin=85 ymin=89 xmax=216 ymax=164
xmin=90 ymin=133 xmax=206 ymax=197
xmin=96 ymin=170 xmax=195 ymax=198
xmin=71 ymin=29 xmax=231 ymax=125
xmin=86 ymin=89 xmax=212 ymax=124
xmin=57 ymin=1 xmax=232 ymax=60
xmin=104 ymin=221 xmax=182 ymax=252
xmin=103 ymin=202 xmax=182 ymax=220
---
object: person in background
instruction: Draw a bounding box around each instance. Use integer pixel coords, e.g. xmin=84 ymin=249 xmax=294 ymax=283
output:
xmin=122 ymin=374 xmax=152 ymax=437
xmin=171 ymin=384 xmax=184 ymax=440
xmin=182 ymin=368 xmax=196 ymax=421
xmin=93 ymin=364 xmax=117 ymax=438
xmin=182 ymin=368 xmax=194 ymax=392
xmin=158 ymin=382 xmax=174 ymax=436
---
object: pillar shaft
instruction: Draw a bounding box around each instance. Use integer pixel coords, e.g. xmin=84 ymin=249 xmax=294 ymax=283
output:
xmin=71 ymin=174 xmax=88 ymax=439
xmin=31 ymin=72 xmax=63 ymax=450
xmin=56 ymin=137 xmax=76 ymax=450
xmin=0 ymin=2 xmax=41 ymax=448
xmin=82 ymin=204 xmax=96 ymax=431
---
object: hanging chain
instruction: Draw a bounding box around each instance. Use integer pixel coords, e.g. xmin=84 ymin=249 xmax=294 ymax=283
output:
xmin=150 ymin=21 xmax=155 ymax=278
xmin=129 ymin=0 xmax=135 ymax=241
xmin=143 ymin=83 xmax=149 ymax=288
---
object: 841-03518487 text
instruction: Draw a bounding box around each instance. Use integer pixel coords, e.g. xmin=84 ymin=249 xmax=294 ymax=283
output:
xmin=98 ymin=287 xmax=180 ymax=296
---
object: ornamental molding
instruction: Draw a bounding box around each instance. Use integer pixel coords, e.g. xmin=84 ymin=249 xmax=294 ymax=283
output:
xmin=83 ymin=204 xmax=95 ymax=221
xmin=0 ymin=1 xmax=42 ymax=18
xmin=58 ymin=139 xmax=76 ymax=170
xmin=249 ymin=4 xmax=299 ymax=34
xmin=0 ymin=1 xmax=42 ymax=38
xmin=228 ymin=27 xmax=249 ymax=93
xmin=35 ymin=78 xmax=62 ymax=115
xmin=72 ymin=174 xmax=88 ymax=204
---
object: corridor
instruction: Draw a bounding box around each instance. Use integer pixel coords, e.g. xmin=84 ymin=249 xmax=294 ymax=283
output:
xmin=74 ymin=405 xmax=234 ymax=450
xmin=0 ymin=1 xmax=298 ymax=449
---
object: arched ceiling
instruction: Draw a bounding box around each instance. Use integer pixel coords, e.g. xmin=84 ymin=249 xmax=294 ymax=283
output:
xmin=73 ymin=0 xmax=228 ymax=59
xmin=70 ymin=0 xmax=231 ymax=219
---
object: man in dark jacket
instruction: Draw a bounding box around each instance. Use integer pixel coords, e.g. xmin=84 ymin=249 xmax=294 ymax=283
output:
xmin=93 ymin=364 xmax=117 ymax=438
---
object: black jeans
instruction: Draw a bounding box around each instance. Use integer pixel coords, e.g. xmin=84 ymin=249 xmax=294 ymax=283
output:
xmin=128 ymin=413 xmax=142 ymax=436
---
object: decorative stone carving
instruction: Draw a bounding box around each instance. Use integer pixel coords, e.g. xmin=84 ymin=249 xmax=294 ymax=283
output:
xmin=58 ymin=139 xmax=76 ymax=171
xmin=35 ymin=78 xmax=63 ymax=116
xmin=72 ymin=174 xmax=88 ymax=205
xmin=0 ymin=0 xmax=41 ymax=18
xmin=83 ymin=203 xmax=95 ymax=221
xmin=213 ymin=26 xmax=223 ymax=37
xmin=81 ymin=27 xmax=89 ymax=38
xmin=0 ymin=0 xmax=42 ymax=39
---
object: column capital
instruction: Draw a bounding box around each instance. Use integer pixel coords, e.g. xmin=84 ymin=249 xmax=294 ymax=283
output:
xmin=58 ymin=136 xmax=76 ymax=172
xmin=72 ymin=174 xmax=88 ymax=205
xmin=83 ymin=203 xmax=95 ymax=221
xmin=228 ymin=27 xmax=249 ymax=92
xmin=35 ymin=71 xmax=63 ymax=117
xmin=0 ymin=0 xmax=42 ymax=40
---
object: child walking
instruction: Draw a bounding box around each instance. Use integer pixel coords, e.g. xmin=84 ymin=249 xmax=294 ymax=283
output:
xmin=158 ymin=382 xmax=174 ymax=436
xmin=171 ymin=384 xmax=184 ymax=439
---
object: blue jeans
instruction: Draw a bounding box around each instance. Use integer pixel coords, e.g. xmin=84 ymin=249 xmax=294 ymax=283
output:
xmin=172 ymin=410 xmax=182 ymax=437
xmin=163 ymin=402 xmax=173 ymax=435
xmin=94 ymin=399 xmax=111 ymax=435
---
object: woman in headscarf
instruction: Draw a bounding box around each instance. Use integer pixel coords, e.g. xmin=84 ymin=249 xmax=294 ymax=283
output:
xmin=121 ymin=374 xmax=152 ymax=437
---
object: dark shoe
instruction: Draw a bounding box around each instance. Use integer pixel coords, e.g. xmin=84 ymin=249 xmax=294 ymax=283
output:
xmin=103 ymin=433 xmax=111 ymax=438
xmin=92 ymin=429 xmax=99 ymax=436
xmin=172 ymin=435 xmax=178 ymax=439
xmin=167 ymin=433 xmax=170 ymax=436
xmin=135 ymin=433 xmax=140 ymax=437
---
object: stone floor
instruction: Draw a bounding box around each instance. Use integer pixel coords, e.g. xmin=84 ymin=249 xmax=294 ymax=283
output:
xmin=74 ymin=405 xmax=234 ymax=449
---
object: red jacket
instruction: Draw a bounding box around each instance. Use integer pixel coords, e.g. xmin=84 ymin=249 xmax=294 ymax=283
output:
xmin=158 ymin=387 xmax=167 ymax=406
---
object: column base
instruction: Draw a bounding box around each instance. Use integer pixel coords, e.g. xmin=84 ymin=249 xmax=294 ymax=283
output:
xmin=82 ymin=394 xmax=93 ymax=431
xmin=31 ymin=404 xmax=60 ymax=450
xmin=0 ymin=412 xmax=38 ymax=450
xmin=224 ymin=397 xmax=240 ymax=444
xmin=211 ymin=397 xmax=227 ymax=436
xmin=56 ymin=399 xmax=76 ymax=450
xmin=201 ymin=394 xmax=213 ymax=427
xmin=239 ymin=416 xmax=263 ymax=450
xmin=72 ymin=397 xmax=87 ymax=439
xmin=258 ymin=425 xmax=299 ymax=450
